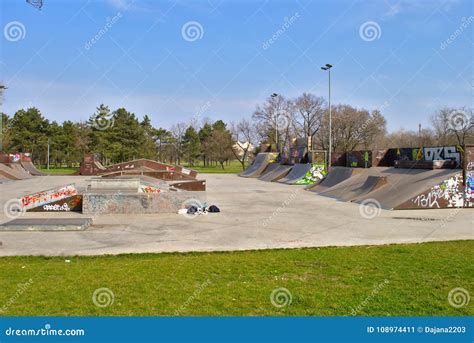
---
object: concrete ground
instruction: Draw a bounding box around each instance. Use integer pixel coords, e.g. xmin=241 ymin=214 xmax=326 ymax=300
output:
xmin=0 ymin=174 xmax=472 ymax=256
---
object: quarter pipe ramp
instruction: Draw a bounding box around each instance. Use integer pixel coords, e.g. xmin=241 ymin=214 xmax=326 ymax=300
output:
xmin=317 ymin=168 xmax=389 ymax=201
xmin=20 ymin=153 xmax=45 ymax=176
xmin=277 ymin=164 xmax=312 ymax=184
xmin=258 ymin=164 xmax=293 ymax=182
xmin=352 ymin=168 xmax=465 ymax=209
xmin=239 ymin=153 xmax=278 ymax=178
xmin=308 ymin=167 xmax=362 ymax=193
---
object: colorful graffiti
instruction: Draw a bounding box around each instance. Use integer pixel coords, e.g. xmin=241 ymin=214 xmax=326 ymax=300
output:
xmin=139 ymin=185 xmax=161 ymax=193
xmin=21 ymin=184 xmax=78 ymax=210
xmin=397 ymin=173 xmax=472 ymax=209
xmin=296 ymin=164 xmax=327 ymax=185
xmin=346 ymin=151 xmax=371 ymax=168
xmin=377 ymin=145 xmax=463 ymax=167
xmin=9 ymin=153 xmax=20 ymax=162
xmin=423 ymin=146 xmax=461 ymax=166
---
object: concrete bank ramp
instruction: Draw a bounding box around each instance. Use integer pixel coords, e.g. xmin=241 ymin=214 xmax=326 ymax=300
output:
xmin=239 ymin=153 xmax=278 ymax=178
xmin=318 ymin=167 xmax=389 ymax=201
xmin=0 ymin=218 xmax=92 ymax=231
xmin=258 ymin=164 xmax=293 ymax=182
xmin=10 ymin=164 xmax=33 ymax=179
xmin=308 ymin=167 xmax=362 ymax=193
xmin=352 ymin=168 xmax=461 ymax=209
xmin=0 ymin=164 xmax=22 ymax=180
xmin=277 ymin=164 xmax=312 ymax=184
xmin=20 ymin=161 xmax=45 ymax=176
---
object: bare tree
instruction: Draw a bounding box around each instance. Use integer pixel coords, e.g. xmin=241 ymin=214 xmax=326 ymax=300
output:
xmin=292 ymin=93 xmax=326 ymax=150
xmin=448 ymin=107 xmax=473 ymax=146
xmin=170 ymin=122 xmax=187 ymax=164
xmin=431 ymin=108 xmax=454 ymax=145
xmin=253 ymin=95 xmax=292 ymax=151
xmin=231 ymin=118 xmax=257 ymax=170
xmin=315 ymin=105 xmax=387 ymax=152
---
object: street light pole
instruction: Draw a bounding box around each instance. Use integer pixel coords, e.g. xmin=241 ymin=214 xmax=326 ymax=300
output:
xmin=321 ymin=64 xmax=333 ymax=168
xmin=47 ymin=138 xmax=50 ymax=170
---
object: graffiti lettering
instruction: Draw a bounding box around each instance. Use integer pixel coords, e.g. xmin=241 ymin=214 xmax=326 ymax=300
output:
xmin=412 ymin=190 xmax=442 ymax=208
xmin=21 ymin=184 xmax=77 ymax=210
xmin=423 ymin=146 xmax=460 ymax=166
xmin=43 ymin=203 xmax=71 ymax=211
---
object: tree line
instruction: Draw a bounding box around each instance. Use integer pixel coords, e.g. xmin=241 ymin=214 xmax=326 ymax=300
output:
xmin=0 ymin=85 xmax=472 ymax=169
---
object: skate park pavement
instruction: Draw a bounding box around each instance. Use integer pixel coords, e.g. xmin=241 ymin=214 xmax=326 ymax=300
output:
xmin=0 ymin=174 xmax=472 ymax=256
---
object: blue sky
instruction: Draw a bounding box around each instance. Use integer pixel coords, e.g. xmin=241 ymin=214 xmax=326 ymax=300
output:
xmin=0 ymin=0 xmax=472 ymax=132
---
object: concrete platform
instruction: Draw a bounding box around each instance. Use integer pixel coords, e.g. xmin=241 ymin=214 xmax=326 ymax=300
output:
xmin=0 ymin=218 xmax=92 ymax=231
xmin=0 ymin=174 xmax=472 ymax=256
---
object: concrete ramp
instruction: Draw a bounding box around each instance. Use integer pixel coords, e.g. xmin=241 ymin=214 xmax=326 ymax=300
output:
xmin=258 ymin=164 xmax=292 ymax=182
xmin=352 ymin=168 xmax=463 ymax=210
xmin=277 ymin=164 xmax=312 ymax=184
xmin=21 ymin=184 xmax=78 ymax=211
xmin=308 ymin=167 xmax=362 ymax=193
xmin=0 ymin=164 xmax=22 ymax=180
xmin=318 ymin=168 xmax=389 ymax=201
xmin=21 ymin=161 xmax=45 ymax=176
xmin=239 ymin=153 xmax=278 ymax=178
xmin=10 ymin=164 xmax=33 ymax=179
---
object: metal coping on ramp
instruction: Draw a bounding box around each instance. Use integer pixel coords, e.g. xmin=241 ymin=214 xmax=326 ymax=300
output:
xmin=258 ymin=164 xmax=293 ymax=182
xmin=0 ymin=218 xmax=92 ymax=231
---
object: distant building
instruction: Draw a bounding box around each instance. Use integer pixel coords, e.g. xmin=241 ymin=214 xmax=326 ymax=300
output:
xmin=233 ymin=141 xmax=255 ymax=160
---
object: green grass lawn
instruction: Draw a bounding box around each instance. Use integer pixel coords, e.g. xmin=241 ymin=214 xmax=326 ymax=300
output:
xmin=38 ymin=167 xmax=78 ymax=174
xmin=0 ymin=241 xmax=472 ymax=316
xmin=184 ymin=160 xmax=244 ymax=174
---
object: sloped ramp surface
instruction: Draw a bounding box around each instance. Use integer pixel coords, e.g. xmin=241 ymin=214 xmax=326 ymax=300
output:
xmin=352 ymin=168 xmax=461 ymax=210
xmin=10 ymin=164 xmax=33 ymax=179
xmin=239 ymin=153 xmax=277 ymax=178
xmin=318 ymin=167 xmax=389 ymax=201
xmin=308 ymin=167 xmax=361 ymax=193
xmin=0 ymin=164 xmax=21 ymax=180
xmin=278 ymin=164 xmax=312 ymax=184
xmin=21 ymin=161 xmax=46 ymax=176
xmin=258 ymin=164 xmax=293 ymax=182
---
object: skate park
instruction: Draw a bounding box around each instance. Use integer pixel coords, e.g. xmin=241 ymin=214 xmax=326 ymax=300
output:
xmin=0 ymin=144 xmax=472 ymax=256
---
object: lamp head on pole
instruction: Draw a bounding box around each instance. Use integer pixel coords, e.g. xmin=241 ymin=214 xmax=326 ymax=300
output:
xmin=321 ymin=63 xmax=333 ymax=70
xmin=271 ymin=93 xmax=279 ymax=98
